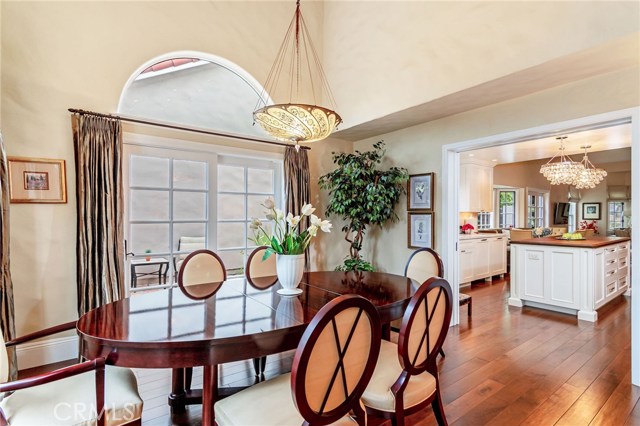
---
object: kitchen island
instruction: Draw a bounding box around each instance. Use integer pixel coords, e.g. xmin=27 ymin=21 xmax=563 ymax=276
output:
xmin=509 ymin=236 xmax=630 ymax=322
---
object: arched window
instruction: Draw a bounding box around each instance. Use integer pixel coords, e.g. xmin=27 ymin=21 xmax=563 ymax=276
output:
xmin=118 ymin=52 xmax=269 ymax=138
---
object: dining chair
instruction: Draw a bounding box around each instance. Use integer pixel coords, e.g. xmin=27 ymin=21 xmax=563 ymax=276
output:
xmin=176 ymin=249 xmax=227 ymax=392
xmin=245 ymin=246 xmax=278 ymax=376
xmin=361 ymin=277 xmax=453 ymax=426
xmin=404 ymin=248 xmax=465 ymax=356
xmin=215 ymin=294 xmax=382 ymax=426
xmin=246 ymin=246 xmax=277 ymax=290
xmin=0 ymin=322 xmax=143 ymax=425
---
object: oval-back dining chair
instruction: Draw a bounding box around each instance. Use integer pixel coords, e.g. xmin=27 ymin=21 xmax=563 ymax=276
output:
xmin=178 ymin=249 xmax=227 ymax=300
xmin=246 ymin=246 xmax=277 ymax=289
xmin=176 ymin=249 xmax=227 ymax=393
xmin=245 ymin=246 xmax=278 ymax=376
xmin=361 ymin=277 xmax=453 ymax=426
xmin=215 ymin=294 xmax=382 ymax=426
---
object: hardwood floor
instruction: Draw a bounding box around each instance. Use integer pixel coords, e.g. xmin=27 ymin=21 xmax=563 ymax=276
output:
xmin=19 ymin=276 xmax=639 ymax=425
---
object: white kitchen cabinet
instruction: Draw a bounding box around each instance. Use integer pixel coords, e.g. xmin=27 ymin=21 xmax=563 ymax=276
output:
xmin=459 ymin=161 xmax=494 ymax=212
xmin=488 ymin=236 xmax=507 ymax=276
xmin=510 ymin=238 xmax=630 ymax=322
xmin=459 ymin=234 xmax=507 ymax=285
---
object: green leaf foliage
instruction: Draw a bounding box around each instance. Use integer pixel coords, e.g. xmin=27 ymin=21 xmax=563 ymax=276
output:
xmin=335 ymin=257 xmax=376 ymax=272
xmin=319 ymin=140 xmax=408 ymax=267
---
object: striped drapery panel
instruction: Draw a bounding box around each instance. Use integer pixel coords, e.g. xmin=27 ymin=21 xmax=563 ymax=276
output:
xmin=284 ymin=146 xmax=311 ymax=268
xmin=72 ymin=114 xmax=125 ymax=316
xmin=0 ymin=133 xmax=17 ymax=380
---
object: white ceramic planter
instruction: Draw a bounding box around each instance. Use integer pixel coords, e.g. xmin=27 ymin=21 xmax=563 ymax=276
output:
xmin=276 ymin=254 xmax=305 ymax=295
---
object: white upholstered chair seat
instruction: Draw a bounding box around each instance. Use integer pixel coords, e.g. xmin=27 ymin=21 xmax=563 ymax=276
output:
xmin=215 ymin=373 xmax=358 ymax=426
xmin=361 ymin=339 xmax=437 ymax=412
xmin=0 ymin=366 xmax=143 ymax=426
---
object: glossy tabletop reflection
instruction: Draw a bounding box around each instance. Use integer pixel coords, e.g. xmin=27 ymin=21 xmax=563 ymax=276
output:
xmin=77 ymin=271 xmax=416 ymax=368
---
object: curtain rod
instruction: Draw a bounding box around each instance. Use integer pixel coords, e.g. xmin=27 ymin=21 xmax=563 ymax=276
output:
xmin=68 ymin=108 xmax=311 ymax=151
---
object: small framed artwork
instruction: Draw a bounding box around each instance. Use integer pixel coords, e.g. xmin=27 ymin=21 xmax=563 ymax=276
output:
xmin=408 ymin=173 xmax=434 ymax=211
xmin=408 ymin=212 xmax=434 ymax=249
xmin=582 ymin=202 xmax=601 ymax=220
xmin=8 ymin=157 xmax=67 ymax=203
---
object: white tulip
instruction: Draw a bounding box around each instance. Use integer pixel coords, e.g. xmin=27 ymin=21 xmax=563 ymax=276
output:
xmin=266 ymin=213 xmax=275 ymax=221
xmin=287 ymin=213 xmax=301 ymax=227
xmin=319 ymin=220 xmax=332 ymax=233
xmin=263 ymin=197 xmax=275 ymax=209
xmin=249 ymin=217 xmax=262 ymax=230
xmin=301 ymin=203 xmax=315 ymax=216
xmin=310 ymin=214 xmax=321 ymax=227
xmin=275 ymin=208 xmax=285 ymax=221
xmin=308 ymin=225 xmax=318 ymax=237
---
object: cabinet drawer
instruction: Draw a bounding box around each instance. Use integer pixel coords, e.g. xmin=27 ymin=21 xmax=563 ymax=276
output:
xmin=616 ymin=266 xmax=629 ymax=281
xmin=604 ymin=258 xmax=618 ymax=274
xmin=604 ymin=266 xmax=618 ymax=281
xmin=618 ymin=276 xmax=628 ymax=291
xmin=606 ymin=281 xmax=617 ymax=296
xmin=618 ymin=257 xmax=629 ymax=269
xmin=617 ymin=249 xmax=629 ymax=262
xmin=604 ymin=247 xmax=618 ymax=261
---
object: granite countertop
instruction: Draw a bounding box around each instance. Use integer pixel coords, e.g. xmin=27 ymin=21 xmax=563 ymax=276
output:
xmin=510 ymin=235 xmax=630 ymax=248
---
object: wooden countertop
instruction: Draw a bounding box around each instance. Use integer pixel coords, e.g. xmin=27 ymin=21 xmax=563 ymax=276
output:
xmin=510 ymin=235 xmax=630 ymax=248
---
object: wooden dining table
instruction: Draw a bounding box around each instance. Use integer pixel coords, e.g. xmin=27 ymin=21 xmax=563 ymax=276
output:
xmin=76 ymin=271 xmax=417 ymax=426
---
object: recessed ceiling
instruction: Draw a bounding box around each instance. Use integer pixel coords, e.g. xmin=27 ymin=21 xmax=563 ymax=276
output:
xmin=464 ymin=123 xmax=632 ymax=165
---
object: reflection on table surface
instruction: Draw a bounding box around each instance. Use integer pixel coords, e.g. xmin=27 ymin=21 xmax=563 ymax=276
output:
xmin=77 ymin=271 xmax=415 ymax=344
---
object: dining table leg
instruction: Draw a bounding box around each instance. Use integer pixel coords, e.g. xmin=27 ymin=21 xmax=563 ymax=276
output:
xmin=202 ymin=364 xmax=218 ymax=426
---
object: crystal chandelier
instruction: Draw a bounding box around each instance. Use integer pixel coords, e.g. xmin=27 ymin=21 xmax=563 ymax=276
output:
xmin=574 ymin=145 xmax=607 ymax=189
xmin=540 ymin=136 xmax=584 ymax=185
xmin=253 ymin=0 xmax=342 ymax=145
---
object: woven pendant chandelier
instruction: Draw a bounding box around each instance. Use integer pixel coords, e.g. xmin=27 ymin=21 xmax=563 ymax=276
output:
xmin=574 ymin=145 xmax=607 ymax=189
xmin=253 ymin=0 xmax=342 ymax=145
xmin=540 ymin=136 xmax=584 ymax=185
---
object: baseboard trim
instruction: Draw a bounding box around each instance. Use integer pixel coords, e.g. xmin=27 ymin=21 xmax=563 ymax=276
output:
xmin=16 ymin=335 xmax=78 ymax=370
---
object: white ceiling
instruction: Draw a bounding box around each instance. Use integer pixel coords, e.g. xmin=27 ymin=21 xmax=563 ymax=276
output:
xmin=463 ymin=123 xmax=632 ymax=165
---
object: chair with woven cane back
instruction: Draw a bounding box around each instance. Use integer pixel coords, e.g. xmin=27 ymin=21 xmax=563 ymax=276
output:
xmin=361 ymin=277 xmax=453 ymax=426
xmin=214 ymin=294 xmax=382 ymax=426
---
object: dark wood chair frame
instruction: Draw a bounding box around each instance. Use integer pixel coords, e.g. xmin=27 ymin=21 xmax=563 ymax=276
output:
xmin=291 ymin=294 xmax=382 ymax=426
xmin=174 ymin=249 xmax=227 ymax=400
xmin=364 ymin=278 xmax=453 ymax=426
xmin=245 ymin=246 xmax=278 ymax=290
xmin=403 ymin=248 xmax=447 ymax=357
xmin=245 ymin=246 xmax=277 ymax=377
xmin=0 ymin=321 xmax=141 ymax=426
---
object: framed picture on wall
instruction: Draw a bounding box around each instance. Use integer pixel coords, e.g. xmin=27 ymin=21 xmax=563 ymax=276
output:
xmin=8 ymin=157 xmax=67 ymax=203
xmin=407 ymin=173 xmax=434 ymax=211
xmin=408 ymin=212 xmax=434 ymax=249
xmin=582 ymin=202 xmax=601 ymax=220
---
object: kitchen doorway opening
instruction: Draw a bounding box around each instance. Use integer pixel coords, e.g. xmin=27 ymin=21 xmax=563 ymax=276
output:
xmin=441 ymin=107 xmax=640 ymax=386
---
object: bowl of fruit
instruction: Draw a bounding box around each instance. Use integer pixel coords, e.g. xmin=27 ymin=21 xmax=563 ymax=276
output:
xmin=557 ymin=232 xmax=585 ymax=240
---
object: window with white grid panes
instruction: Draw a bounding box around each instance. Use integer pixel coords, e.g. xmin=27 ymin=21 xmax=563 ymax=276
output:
xmin=527 ymin=191 xmax=545 ymax=228
xmin=217 ymin=157 xmax=280 ymax=276
xmin=608 ymin=201 xmax=626 ymax=231
xmin=477 ymin=212 xmax=492 ymax=229
xmin=497 ymin=190 xmax=516 ymax=229
xmin=126 ymin=151 xmax=211 ymax=291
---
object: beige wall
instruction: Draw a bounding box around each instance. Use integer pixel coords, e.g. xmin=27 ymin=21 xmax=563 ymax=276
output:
xmin=324 ymin=1 xmax=640 ymax=129
xmin=1 ymin=1 xmax=329 ymax=335
xmin=352 ymin=67 xmax=640 ymax=275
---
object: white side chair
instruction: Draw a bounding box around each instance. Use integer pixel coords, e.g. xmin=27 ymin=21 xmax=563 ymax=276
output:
xmin=0 ymin=323 xmax=143 ymax=426
xmin=362 ymin=278 xmax=453 ymax=426
xmin=215 ymin=294 xmax=382 ymax=426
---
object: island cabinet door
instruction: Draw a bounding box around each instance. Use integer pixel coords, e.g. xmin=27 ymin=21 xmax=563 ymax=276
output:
xmin=474 ymin=239 xmax=490 ymax=278
xmin=545 ymin=248 xmax=580 ymax=309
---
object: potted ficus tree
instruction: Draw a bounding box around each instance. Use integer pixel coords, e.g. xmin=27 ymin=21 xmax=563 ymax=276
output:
xmin=319 ymin=141 xmax=408 ymax=271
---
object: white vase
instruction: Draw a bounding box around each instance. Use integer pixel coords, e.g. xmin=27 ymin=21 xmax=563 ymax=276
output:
xmin=276 ymin=254 xmax=305 ymax=295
